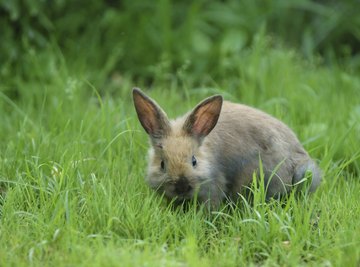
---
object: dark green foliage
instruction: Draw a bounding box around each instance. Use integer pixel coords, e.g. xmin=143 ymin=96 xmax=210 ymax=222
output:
xmin=1 ymin=0 xmax=360 ymax=87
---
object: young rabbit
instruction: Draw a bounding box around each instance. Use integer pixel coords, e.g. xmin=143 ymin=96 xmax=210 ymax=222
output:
xmin=133 ymin=88 xmax=321 ymax=208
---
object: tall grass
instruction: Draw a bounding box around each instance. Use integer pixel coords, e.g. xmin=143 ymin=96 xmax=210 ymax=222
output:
xmin=1 ymin=32 xmax=360 ymax=265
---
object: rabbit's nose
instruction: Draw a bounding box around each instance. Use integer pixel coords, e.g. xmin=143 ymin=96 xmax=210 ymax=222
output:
xmin=175 ymin=177 xmax=192 ymax=195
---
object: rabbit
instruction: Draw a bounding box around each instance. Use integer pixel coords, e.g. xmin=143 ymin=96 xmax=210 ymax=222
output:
xmin=132 ymin=88 xmax=321 ymax=209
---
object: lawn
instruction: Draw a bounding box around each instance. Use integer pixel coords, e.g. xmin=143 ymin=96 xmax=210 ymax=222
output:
xmin=1 ymin=2 xmax=360 ymax=265
xmin=1 ymin=37 xmax=359 ymax=266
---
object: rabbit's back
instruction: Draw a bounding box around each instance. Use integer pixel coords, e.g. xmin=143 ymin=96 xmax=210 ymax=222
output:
xmin=203 ymin=101 xmax=320 ymax=197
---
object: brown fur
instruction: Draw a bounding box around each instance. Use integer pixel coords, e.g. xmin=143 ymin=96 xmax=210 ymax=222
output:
xmin=133 ymin=88 xmax=321 ymax=209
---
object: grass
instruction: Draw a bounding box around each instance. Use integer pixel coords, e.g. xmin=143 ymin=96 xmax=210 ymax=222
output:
xmin=1 ymin=37 xmax=360 ymax=266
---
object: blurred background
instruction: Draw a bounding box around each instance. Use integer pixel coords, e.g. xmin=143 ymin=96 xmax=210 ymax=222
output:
xmin=1 ymin=0 xmax=360 ymax=96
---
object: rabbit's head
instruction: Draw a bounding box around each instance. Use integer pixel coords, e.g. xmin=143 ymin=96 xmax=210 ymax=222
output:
xmin=133 ymin=88 xmax=223 ymax=201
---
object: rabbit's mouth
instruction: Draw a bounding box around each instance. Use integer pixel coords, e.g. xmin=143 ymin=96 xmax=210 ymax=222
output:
xmin=161 ymin=176 xmax=195 ymax=200
xmin=174 ymin=189 xmax=194 ymax=200
xmin=162 ymin=182 xmax=194 ymax=200
xmin=170 ymin=188 xmax=194 ymax=200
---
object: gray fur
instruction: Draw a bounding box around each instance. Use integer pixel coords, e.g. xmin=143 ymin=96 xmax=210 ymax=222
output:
xmin=133 ymin=88 xmax=322 ymax=209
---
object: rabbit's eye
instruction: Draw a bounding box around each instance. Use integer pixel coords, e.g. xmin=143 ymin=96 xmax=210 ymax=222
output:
xmin=160 ymin=160 xmax=165 ymax=170
xmin=192 ymin=155 xmax=197 ymax=167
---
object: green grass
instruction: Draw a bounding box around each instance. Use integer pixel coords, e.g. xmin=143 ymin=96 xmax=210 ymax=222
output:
xmin=1 ymin=38 xmax=360 ymax=266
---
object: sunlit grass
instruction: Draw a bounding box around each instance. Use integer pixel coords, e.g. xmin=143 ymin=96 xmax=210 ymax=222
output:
xmin=0 ymin=39 xmax=359 ymax=266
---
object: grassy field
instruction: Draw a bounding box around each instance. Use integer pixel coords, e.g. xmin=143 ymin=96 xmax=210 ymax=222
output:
xmin=1 ymin=36 xmax=360 ymax=266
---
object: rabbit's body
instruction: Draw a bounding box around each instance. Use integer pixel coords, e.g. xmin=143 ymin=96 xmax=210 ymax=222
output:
xmin=133 ymin=88 xmax=321 ymax=208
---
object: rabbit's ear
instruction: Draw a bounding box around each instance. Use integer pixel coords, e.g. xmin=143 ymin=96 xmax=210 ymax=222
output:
xmin=133 ymin=88 xmax=170 ymax=141
xmin=183 ymin=95 xmax=223 ymax=140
